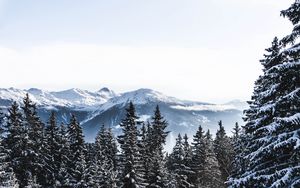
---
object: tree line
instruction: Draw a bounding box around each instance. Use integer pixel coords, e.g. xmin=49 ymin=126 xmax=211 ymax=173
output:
xmin=0 ymin=94 xmax=241 ymax=187
xmin=1 ymin=1 xmax=300 ymax=187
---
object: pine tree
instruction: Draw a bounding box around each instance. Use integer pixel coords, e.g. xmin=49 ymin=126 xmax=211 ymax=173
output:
xmin=66 ymin=114 xmax=87 ymax=187
xmin=168 ymin=134 xmax=193 ymax=188
xmin=84 ymin=143 xmax=97 ymax=187
xmin=138 ymin=123 xmax=151 ymax=186
xmin=198 ymin=130 xmax=223 ymax=188
xmin=5 ymin=102 xmax=29 ymax=187
xmin=44 ymin=112 xmax=61 ymax=186
xmin=0 ymin=111 xmax=19 ymax=188
xmin=117 ymin=102 xmax=145 ymax=188
xmin=147 ymin=106 xmax=169 ymax=188
xmin=94 ymin=125 xmax=118 ymax=188
xmin=190 ymin=125 xmax=205 ymax=186
xmin=228 ymin=125 xmax=249 ymax=186
xmin=213 ymin=121 xmax=234 ymax=183
xmin=182 ymin=134 xmax=194 ymax=186
xmin=232 ymin=122 xmax=241 ymax=142
xmin=21 ymin=94 xmax=46 ymax=187
xmin=229 ymin=1 xmax=300 ymax=186
xmin=57 ymin=123 xmax=73 ymax=188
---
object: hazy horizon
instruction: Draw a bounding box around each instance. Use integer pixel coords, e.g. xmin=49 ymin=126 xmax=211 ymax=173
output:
xmin=0 ymin=0 xmax=294 ymax=103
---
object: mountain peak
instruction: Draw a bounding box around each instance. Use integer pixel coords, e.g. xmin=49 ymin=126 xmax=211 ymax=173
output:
xmin=27 ymin=88 xmax=45 ymax=95
xmin=99 ymin=87 xmax=110 ymax=92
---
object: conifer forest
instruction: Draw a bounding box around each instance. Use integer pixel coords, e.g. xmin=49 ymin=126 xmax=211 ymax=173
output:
xmin=1 ymin=0 xmax=300 ymax=188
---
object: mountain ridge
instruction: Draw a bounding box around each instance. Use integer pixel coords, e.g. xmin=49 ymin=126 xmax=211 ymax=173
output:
xmin=0 ymin=87 xmax=247 ymax=150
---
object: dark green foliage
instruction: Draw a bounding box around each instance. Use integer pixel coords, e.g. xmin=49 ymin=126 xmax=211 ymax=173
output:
xmin=44 ymin=112 xmax=62 ymax=186
xmin=199 ymin=130 xmax=223 ymax=188
xmin=168 ymin=134 xmax=193 ymax=188
xmin=229 ymin=1 xmax=300 ymax=186
xmin=147 ymin=106 xmax=169 ymax=188
xmin=213 ymin=121 xmax=235 ymax=183
xmin=67 ymin=114 xmax=87 ymax=187
xmin=117 ymin=102 xmax=145 ymax=187
xmin=190 ymin=125 xmax=205 ymax=186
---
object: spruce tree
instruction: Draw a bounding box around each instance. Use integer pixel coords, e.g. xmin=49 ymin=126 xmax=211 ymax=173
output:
xmin=0 ymin=111 xmax=19 ymax=188
xmin=139 ymin=123 xmax=151 ymax=186
xmin=182 ymin=134 xmax=194 ymax=186
xmin=190 ymin=125 xmax=205 ymax=186
xmin=199 ymin=130 xmax=223 ymax=188
xmin=117 ymin=102 xmax=145 ymax=188
xmin=21 ymin=94 xmax=46 ymax=186
xmin=5 ymin=102 xmax=29 ymax=187
xmin=228 ymin=125 xmax=249 ymax=186
xmin=213 ymin=121 xmax=234 ymax=183
xmin=57 ymin=123 xmax=73 ymax=187
xmin=67 ymin=114 xmax=87 ymax=187
xmin=94 ymin=125 xmax=118 ymax=188
xmin=229 ymin=1 xmax=300 ymax=186
xmin=44 ymin=112 xmax=61 ymax=186
xmin=147 ymin=106 xmax=169 ymax=188
xmin=168 ymin=134 xmax=193 ymax=188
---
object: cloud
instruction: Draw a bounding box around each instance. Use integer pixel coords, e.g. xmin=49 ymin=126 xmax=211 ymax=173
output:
xmin=171 ymin=104 xmax=237 ymax=112
xmin=0 ymin=43 xmax=261 ymax=103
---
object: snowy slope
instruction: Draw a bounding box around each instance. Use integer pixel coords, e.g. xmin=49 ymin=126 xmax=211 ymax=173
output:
xmin=0 ymin=87 xmax=247 ymax=149
xmin=0 ymin=87 xmax=116 ymax=110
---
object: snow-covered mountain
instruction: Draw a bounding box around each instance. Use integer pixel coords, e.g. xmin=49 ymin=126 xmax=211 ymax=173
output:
xmin=0 ymin=87 xmax=247 ymax=150
xmin=0 ymin=87 xmax=117 ymax=110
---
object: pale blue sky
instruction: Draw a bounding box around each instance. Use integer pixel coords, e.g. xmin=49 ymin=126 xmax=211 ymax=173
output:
xmin=0 ymin=0 xmax=294 ymax=103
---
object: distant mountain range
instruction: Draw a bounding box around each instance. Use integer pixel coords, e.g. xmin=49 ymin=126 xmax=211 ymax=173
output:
xmin=0 ymin=87 xmax=248 ymax=151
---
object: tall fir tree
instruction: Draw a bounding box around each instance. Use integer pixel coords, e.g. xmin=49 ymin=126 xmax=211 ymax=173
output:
xmin=213 ymin=121 xmax=234 ymax=183
xmin=94 ymin=125 xmax=118 ymax=188
xmin=44 ymin=112 xmax=61 ymax=187
xmin=182 ymin=134 xmax=194 ymax=186
xmin=232 ymin=122 xmax=241 ymax=142
xmin=190 ymin=125 xmax=205 ymax=186
xmin=66 ymin=114 xmax=87 ymax=187
xmin=228 ymin=124 xmax=249 ymax=186
xmin=138 ymin=123 xmax=151 ymax=187
xmin=168 ymin=134 xmax=193 ymax=188
xmin=0 ymin=111 xmax=19 ymax=188
xmin=147 ymin=106 xmax=169 ymax=188
xmin=199 ymin=130 xmax=223 ymax=188
xmin=229 ymin=1 xmax=300 ymax=186
xmin=21 ymin=94 xmax=46 ymax=186
xmin=5 ymin=102 xmax=30 ymax=187
xmin=57 ymin=123 xmax=73 ymax=187
xmin=117 ymin=102 xmax=145 ymax=188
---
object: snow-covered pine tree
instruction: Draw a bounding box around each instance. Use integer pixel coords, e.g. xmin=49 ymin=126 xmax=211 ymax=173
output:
xmin=190 ymin=125 xmax=205 ymax=186
xmin=232 ymin=122 xmax=241 ymax=142
xmin=66 ymin=114 xmax=87 ymax=187
xmin=0 ymin=111 xmax=19 ymax=188
xmin=168 ymin=134 xmax=193 ymax=188
xmin=182 ymin=134 xmax=194 ymax=187
xmin=227 ymin=124 xmax=249 ymax=186
xmin=138 ymin=123 xmax=151 ymax=186
xmin=5 ymin=102 xmax=30 ymax=187
xmin=117 ymin=102 xmax=145 ymax=188
xmin=213 ymin=121 xmax=234 ymax=183
xmin=94 ymin=125 xmax=118 ymax=187
xmin=21 ymin=94 xmax=46 ymax=186
xmin=229 ymin=1 xmax=300 ymax=186
xmin=44 ymin=112 xmax=61 ymax=186
xmin=84 ymin=143 xmax=97 ymax=187
xmin=198 ymin=130 xmax=223 ymax=188
xmin=147 ymin=105 xmax=169 ymax=188
xmin=57 ymin=123 xmax=74 ymax=187
xmin=104 ymin=127 xmax=118 ymax=188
